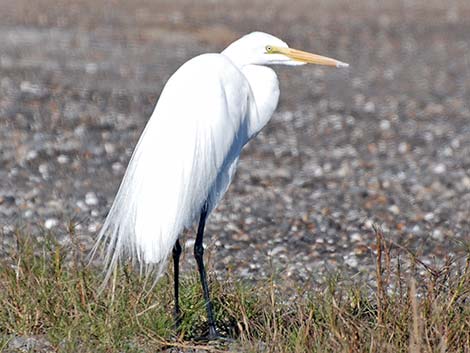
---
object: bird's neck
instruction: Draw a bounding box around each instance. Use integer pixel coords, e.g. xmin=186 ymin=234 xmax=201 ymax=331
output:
xmin=241 ymin=65 xmax=280 ymax=138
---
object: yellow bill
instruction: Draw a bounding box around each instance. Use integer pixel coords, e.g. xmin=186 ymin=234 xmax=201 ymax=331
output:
xmin=272 ymin=46 xmax=349 ymax=68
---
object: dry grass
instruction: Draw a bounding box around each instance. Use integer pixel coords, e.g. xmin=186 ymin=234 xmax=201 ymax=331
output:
xmin=0 ymin=226 xmax=469 ymax=352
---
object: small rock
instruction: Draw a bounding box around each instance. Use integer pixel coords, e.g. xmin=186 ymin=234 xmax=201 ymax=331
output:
xmin=364 ymin=101 xmax=375 ymax=113
xmin=88 ymin=222 xmax=99 ymax=232
xmin=85 ymin=192 xmax=99 ymax=206
xmin=112 ymin=162 xmax=124 ymax=173
xmin=57 ymin=154 xmax=69 ymax=164
xmin=432 ymin=229 xmax=444 ymax=241
xmin=424 ymin=212 xmax=434 ymax=221
xmin=76 ymin=200 xmax=89 ymax=211
xmin=388 ymin=205 xmax=400 ymax=215
xmin=354 ymin=244 xmax=369 ymax=255
xmin=350 ymin=233 xmax=362 ymax=242
xmin=380 ymin=120 xmax=391 ymax=130
xmin=104 ymin=143 xmax=115 ymax=154
xmin=26 ymin=150 xmax=38 ymax=160
xmin=363 ymin=219 xmax=374 ymax=229
xmin=462 ymin=176 xmax=470 ymax=189
xmin=344 ymin=255 xmax=358 ymax=267
xmin=44 ymin=218 xmax=59 ymax=229
xmin=20 ymin=81 xmax=47 ymax=98
xmin=398 ymin=142 xmax=410 ymax=153
xmin=433 ymin=163 xmax=446 ymax=174
xmin=38 ymin=163 xmax=49 ymax=177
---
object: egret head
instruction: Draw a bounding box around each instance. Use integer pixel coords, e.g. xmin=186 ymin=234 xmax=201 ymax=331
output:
xmin=222 ymin=31 xmax=349 ymax=68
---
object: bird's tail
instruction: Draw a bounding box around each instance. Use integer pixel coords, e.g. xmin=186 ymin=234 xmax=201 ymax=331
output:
xmin=89 ymin=152 xmax=153 ymax=287
xmin=89 ymin=119 xmax=201 ymax=287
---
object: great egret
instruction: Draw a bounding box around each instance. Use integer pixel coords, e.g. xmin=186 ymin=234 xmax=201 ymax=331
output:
xmin=93 ymin=31 xmax=348 ymax=338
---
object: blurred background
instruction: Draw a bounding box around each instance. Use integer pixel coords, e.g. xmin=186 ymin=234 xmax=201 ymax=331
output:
xmin=1 ymin=0 xmax=469 ymax=285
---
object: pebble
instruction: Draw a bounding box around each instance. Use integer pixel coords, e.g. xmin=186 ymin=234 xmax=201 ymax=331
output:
xmin=433 ymin=163 xmax=446 ymax=174
xmin=398 ymin=142 xmax=410 ymax=154
xmin=57 ymin=155 xmax=69 ymax=164
xmin=380 ymin=120 xmax=391 ymax=130
xmin=104 ymin=143 xmax=115 ymax=154
xmin=388 ymin=205 xmax=400 ymax=215
xmin=20 ymin=81 xmax=44 ymax=96
xmin=424 ymin=212 xmax=434 ymax=221
xmin=350 ymin=233 xmax=362 ymax=242
xmin=76 ymin=200 xmax=88 ymax=211
xmin=88 ymin=222 xmax=99 ymax=233
xmin=363 ymin=219 xmax=374 ymax=229
xmin=432 ymin=229 xmax=444 ymax=241
xmin=85 ymin=192 xmax=99 ymax=206
xmin=26 ymin=150 xmax=38 ymax=160
xmin=38 ymin=163 xmax=48 ymax=177
xmin=364 ymin=101 xmax=376 ymax=113
xmin=112 ymin=162 xmax=124 ymax=173
xmin=344 ymin=255 xmax=358 ymax=268
xmin=462 ymin=176 xmax=470 ymax=189
xmin=44 ymin=218 xmax=59 ymax=229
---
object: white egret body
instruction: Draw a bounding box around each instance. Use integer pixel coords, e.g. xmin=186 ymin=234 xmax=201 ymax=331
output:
xmin=93 ymin=31 xmax=348 ymax=336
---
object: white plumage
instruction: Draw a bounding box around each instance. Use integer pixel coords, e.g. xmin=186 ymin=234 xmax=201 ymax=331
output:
xmin=92 ymin=32 xmax=348 ymax=285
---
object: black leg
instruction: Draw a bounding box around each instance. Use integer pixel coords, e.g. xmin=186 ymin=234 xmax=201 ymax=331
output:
xmin=172 ymin=239 xmax=182 ymax=329
xmin=194 ymin=203 xmax=218 ymax=339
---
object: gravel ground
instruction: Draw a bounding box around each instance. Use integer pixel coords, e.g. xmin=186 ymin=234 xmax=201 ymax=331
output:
xmin=1 ymin=0 xmax=469 ymax=291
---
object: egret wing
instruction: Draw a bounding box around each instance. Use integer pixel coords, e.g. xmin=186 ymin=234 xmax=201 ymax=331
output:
xmin=93 ymin=54 xmax=254 ymax=280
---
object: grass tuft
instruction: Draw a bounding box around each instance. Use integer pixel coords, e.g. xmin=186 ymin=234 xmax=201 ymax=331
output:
xmin=0 ymin=228 xmax=469 ymax=352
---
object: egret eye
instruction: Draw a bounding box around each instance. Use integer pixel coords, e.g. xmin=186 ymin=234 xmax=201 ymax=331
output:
xmin=265 ymin=45 xmax=273 ymax=53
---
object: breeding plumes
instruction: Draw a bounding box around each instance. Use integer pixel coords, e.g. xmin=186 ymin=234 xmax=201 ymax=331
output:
xmin=93 ymin=31 xmax=348 ymax=338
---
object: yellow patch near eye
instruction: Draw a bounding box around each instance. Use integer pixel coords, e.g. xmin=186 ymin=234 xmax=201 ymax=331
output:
xmin=265 ymin=45 xmax=274 ymax=53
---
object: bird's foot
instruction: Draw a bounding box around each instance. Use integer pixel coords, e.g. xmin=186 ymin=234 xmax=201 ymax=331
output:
xmin=207 ymin=326 xmax=220 ymax=341
xmin=201 ymin=328 xmax=236 ymax=345
xmin=192 ymin=325 xmax=233 ymax=343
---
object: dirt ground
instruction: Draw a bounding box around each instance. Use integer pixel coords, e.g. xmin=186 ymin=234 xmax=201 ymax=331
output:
xmin=1 ymin=0 xmax=469 ymax=287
